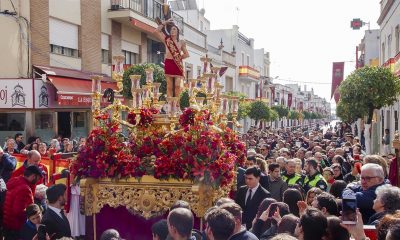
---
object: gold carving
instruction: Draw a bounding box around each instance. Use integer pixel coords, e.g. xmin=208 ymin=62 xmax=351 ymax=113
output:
xmin=80 ymin=176 xmax=231 ymax=219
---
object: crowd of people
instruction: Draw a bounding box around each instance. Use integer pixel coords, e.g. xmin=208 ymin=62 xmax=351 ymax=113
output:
xmin=1 ymin=121 xmax=400 ymax=240
xmin=2 ymin=133 xmax=86 ymax=157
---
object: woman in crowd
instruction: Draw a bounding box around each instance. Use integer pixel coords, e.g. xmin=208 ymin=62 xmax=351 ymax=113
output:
xmin=305 ymin=187 xmax=323 ymax=206
xmin=368 ymin=184 xmax=400 ymax=225
xmin=283 ymin=188 xmax=303 ymax=217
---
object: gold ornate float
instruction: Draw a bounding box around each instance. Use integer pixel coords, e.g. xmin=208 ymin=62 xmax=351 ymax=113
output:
xmin=74 ymin=55 xmax=245 ymax=227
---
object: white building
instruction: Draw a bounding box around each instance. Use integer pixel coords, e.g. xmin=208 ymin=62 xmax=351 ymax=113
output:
xmin=374 ymin=0 xmax=400 ymax=154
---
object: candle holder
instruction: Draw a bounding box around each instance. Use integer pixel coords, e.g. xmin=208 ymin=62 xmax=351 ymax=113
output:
xmin=130 ymin=75 xmax=141 ymax=92
xmin=145 ymin=67 xmax=154 ymax=84
xmin=133 ymin=89 xmax=143 ymax=109
xmin=195 ymin=97 xmax=205 ymax=107
xmin=231 ymin=96 xmax=239 ymax=113
xmin=152 ymin=82 xmax=161 ymax=102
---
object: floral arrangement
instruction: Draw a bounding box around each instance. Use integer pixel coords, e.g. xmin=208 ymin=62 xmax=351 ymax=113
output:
xmin=71 ymin=107 xmax=246 ymax=188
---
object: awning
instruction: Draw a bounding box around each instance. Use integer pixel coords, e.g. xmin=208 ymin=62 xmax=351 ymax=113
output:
xmin=48 ymin=76 xmax=123 ymax=107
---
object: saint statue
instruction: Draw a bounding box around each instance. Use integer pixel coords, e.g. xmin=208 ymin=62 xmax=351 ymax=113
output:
xmin=155 ymin=4 xmax=189 ymax=98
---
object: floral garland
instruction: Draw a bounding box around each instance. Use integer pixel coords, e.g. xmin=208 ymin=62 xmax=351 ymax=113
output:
xmin=71 ymin=107 xmax=246 ymax=188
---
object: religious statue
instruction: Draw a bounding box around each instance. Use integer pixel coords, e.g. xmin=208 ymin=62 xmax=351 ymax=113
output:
xmin=155 ymin=3 xmax=189 ymax=98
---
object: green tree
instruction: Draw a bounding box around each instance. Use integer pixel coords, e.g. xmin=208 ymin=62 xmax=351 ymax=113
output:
xmin=272 ymin=105 xmax=289 ymax=119
xmin=339 ymin=66 xmax=400 ymax=124
xmin=336 ymin=100 xmax=361 ymax=123
xmin=122 ymin=63 xmax=166 ymax=99
xmin=179 ymin=89 xmax=206 ymax=110
xmin=248 ymin=101 xmax=270 ymax=124
xmin=269 ymin=109 xmax=279 ymax=121
xmin=288 ymin=110 xmax=300 ymax=120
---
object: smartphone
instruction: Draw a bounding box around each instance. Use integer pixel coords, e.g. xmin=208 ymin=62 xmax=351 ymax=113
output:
xmin=268 ymin=203 xmax=278 ymax=218
xmin=342 ymin=193 xmax=357 ymax=224
xmin=37 ymin=224 xmax=47 ymax=240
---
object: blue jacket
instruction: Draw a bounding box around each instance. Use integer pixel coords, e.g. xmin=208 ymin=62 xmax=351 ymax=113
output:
xmin=344 ymin=182 xmax=385 ymax=223
xmin=229 ymin=226 xmax=259 ymax=240
xmin=0 ymin=153 xmax=17 ymax=182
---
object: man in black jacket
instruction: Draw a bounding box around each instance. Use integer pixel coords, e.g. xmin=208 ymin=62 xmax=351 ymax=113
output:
xmin=42 ymin=184 xmax=71 ymax=239
xmin=235 ymin=167 xmax=271 ymax=229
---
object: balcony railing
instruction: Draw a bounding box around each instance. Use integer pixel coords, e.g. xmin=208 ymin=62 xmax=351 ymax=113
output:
xmin=238 ymin=31 xmax=250 ymax=46
xmin=110 ymin=0 xmax=184 ymax=34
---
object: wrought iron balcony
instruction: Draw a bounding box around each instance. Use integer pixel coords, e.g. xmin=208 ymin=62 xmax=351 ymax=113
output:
xmin=110 ymin=0 xmax=184 ymax=34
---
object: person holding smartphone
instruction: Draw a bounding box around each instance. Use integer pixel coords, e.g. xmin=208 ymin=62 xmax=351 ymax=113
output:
xmin=19 ymin=204 xmax=49 ymax=240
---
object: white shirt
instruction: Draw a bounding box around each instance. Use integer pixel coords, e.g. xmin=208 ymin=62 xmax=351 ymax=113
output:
xmin=245 ymin=183 xmax=260 ymax=205
xmin=48 ymin=205 xmax=63 ymax=219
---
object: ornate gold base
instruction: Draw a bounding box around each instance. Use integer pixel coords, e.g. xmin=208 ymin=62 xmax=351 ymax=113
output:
xmin=80 ymin=176 xmax=231 ymax=219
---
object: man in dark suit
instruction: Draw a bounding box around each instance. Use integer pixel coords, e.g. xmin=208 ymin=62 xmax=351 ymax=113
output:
xmin=235 ymin=166 xmax=271 ymax=229
xmin=42 ymin=184 xmax=71 ymax=239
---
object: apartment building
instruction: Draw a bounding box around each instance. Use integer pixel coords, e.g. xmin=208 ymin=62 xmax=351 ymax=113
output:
xmin=374 ymin=0 xmax=400 ymax=154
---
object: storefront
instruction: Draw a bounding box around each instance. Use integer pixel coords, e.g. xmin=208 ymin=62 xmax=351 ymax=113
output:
xmin=0 ymin=66 xmax=120 ymax=146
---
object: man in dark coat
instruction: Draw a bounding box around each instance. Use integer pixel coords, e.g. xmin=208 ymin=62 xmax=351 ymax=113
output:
xmin=343 ymin=163 xmax=385 ymax=223
xmin=42 ymin=184 xmax=71 ymax=239
xmin=235 ymin=166 xmax=271 ymax=229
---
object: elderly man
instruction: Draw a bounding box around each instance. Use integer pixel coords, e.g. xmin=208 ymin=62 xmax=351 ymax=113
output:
xmin=344 ymin=163 xmax=386 ymax=223
xmin=11 ymin=150 xmax=48 ymax=187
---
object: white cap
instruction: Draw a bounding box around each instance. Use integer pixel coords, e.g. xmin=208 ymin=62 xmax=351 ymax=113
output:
xmin=247 ymin=148 xmax=256 ymax=157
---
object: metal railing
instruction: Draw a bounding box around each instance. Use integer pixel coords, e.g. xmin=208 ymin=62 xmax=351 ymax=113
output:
xmin=110 ymin=0 xmax=184 ymax=34
xmin=238 ymin=31 xmax=251 ymax=46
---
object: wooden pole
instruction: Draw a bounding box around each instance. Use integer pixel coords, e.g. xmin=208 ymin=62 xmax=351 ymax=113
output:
xmin=93 ymin=213 xmax=97 ymax=240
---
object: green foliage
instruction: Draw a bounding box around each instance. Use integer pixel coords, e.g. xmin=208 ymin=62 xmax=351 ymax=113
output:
xmin=122 ymin=63 xmax=166 ymax=99
xmin=288 ymin=110 xmax=300 ymax=120
xmin=302 ymin=111 xmax=312 ymax=120
xmin=269 ymin=109 xmax=279 ymax=121
xmin=237 ymin=101 xmax=251 ymax=120
xmin=339 ymin=66 xmax=400 ymax=124
xmin=225 ymin=91 xmax=247 ymax=101
xmin=336 ymin=100 xmax=361 ymax=123
xmin=271 ymin=105 xmax=289 ymax=119
xmin=179 ymin=89 xmax=206 ymax=110
xmin=248 ymin=101 xmax=270 ymax=121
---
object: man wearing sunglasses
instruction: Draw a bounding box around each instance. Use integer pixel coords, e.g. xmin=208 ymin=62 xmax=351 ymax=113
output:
xmin=343 ymin=163 xmax=385 ymax=223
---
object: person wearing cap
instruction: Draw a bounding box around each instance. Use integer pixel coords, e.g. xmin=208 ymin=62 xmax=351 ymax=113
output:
xmin=11 ymin=150 xmax=49 ymax=188
xmin=2 ymin=165 xmax=43 ymax=238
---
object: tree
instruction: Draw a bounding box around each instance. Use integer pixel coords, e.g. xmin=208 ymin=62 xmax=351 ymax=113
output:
xmin=248 ymin=101 xmax=270 ymax=124
xmin=179 ymin=89 xmax=206 ymax=110
xmin=271 ymin=105 xmax=289 ymax=119
xmin=122 ymin=63 xmax=166 ymax=99
xmin=339 ymin=66 xmax=400 ymax=124
xmin=288 ymin=110 xmax=300 ymax=120
xmin=269 ymin=109 xmax=279 ymax=121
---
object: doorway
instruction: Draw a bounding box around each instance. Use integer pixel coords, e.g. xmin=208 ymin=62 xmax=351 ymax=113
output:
xmin=58 ymin=112 xmax=71 ymax=139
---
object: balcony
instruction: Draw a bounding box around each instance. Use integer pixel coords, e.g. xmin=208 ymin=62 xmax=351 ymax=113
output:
xmin=222 ymin=51 xmax=236 ymax=67
xmin=109 ymin=0 xmax=183 ymax=34
xmin=238 ymin=66 xmax=260 ymax=82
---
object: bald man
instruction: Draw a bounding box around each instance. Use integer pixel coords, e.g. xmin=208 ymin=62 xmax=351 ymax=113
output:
xmin=11 ymin=150 xmax=48 ymax=188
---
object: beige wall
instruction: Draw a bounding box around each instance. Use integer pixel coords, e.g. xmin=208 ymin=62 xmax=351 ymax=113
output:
xmin=0 ymin=0 xmax=31 ymax=78
xmin=0 ymin=16 xmax=29 ymax=78
xmin=49 ymin=0 xmax=81 ymax=25
xmin=121 ymin=25 xmax=142 ymax=45
xmin=50 ymin=53 xmax=82 ymax=70
xmin=101 ymin=0 xmax=112 ymax=35
xmin=102 ymin=64 xmax=111 ymax=76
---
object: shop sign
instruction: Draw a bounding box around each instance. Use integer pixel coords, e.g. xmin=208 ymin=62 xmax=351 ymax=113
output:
xmin=34 ymin=80 xmax=56 ymax=108
xmin=58 ymin=94 xmax=124 ymax=107
xmin=0 ymin=79 xmax=33 ymax=108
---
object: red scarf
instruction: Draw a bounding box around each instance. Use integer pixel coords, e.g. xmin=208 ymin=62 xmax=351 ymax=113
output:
xmin=165 ymin=36 xmax=184 ymax=75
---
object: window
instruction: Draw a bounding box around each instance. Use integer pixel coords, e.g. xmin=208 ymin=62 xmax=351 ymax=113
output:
xmin=241 ymin=52 xmax=245 ymax=65
xmin=388 ymin=34 xmax=392 ymax=58
xmin=382 ymin=110 xmax=385 ymax=136
xmin=247 ymin=55 xmax=250 ymax=66
xmin=50 ymin=44 xmax=78 ymax=57
xmin=123 ymin=50 xmax=138 ymax=65
xmin=382 ymin=42 xmax=386 ymax=62
xmin=102 ymin=49 xmax=109 ymax=64
xmin=35 ymin=112 xmax=53 ymax=129
xmin=73 ymin=112 xmax=86 ymax=128
xmin=0 ymin=113 xmax=25 ymax=131
xmin=395 ymin=111 xmax=398 ymax=131
xmin=49 ymin=18 xmax=79 ymax=57
xmin=101 ymin=34 xmax=110 ymax=64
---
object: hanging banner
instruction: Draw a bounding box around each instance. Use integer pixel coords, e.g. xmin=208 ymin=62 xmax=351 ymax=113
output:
xmin=288 ymin=93 xmax=292 ymax=108
xmin=331 ymin=62 xmax=345 ymax=102
xmin=270 ymin=86 xmax=275 ymax=101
